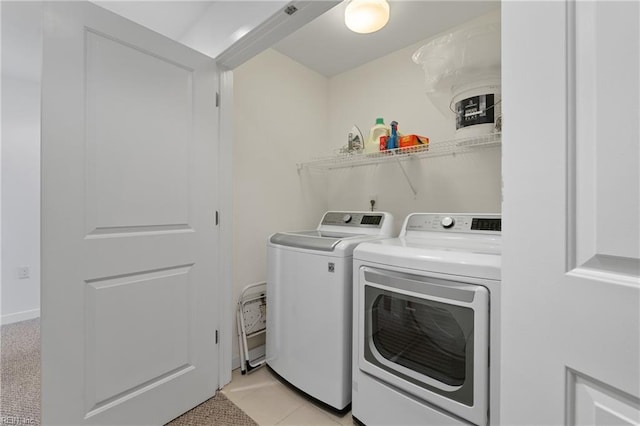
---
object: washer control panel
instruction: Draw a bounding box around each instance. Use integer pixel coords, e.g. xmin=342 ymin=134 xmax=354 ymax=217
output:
xmin=406 ymin=213 xmax=501 ymax=233
xmin=322 ymin=212 xmax=385 ymax=228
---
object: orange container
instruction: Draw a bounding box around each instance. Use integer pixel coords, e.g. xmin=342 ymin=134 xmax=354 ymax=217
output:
xmin=399 ymin=134 xmax=429 ymax=148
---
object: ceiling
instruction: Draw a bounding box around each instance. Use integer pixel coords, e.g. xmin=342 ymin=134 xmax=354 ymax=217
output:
xmin=1 ymin=1 xmax=500 ymax=82
xmin=98 ymin=0 xmax=500 ymax=77
xmin=93 ymin=1 xmax=217 ymax=41
xmin=273 ymin=1 xmax=500 ymax=77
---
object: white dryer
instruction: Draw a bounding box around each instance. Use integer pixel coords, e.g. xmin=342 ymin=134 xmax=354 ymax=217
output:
xmin=352 ymin=213 xmax=501 ymax=426
xmin=267 ymin=211 xmax=394 ymax=411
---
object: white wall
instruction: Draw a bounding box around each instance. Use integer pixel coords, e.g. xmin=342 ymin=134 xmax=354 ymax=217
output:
xmin=232 ymin=48 xmax=329 ymax=361
xmin=1 ymin=2 xmax=3 ymax=323
xmin=1 ymin=1 xmax=43 ymax=324
xmin=1 ymin=76 xmax=41 ymax=324
xmin=326 ymin=9 xmax=502 ymax=233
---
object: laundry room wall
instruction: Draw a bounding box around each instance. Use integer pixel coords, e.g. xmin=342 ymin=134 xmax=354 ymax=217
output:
xmin=232 ymin=48 xmax=329 ymax=363
xmin=325 ymin=9 xmax=502 ymax=233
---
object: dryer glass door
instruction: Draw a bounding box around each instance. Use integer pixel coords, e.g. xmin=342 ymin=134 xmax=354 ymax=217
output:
xmin=358 ymin=267 xmax=489 ymax=425
xmin=370 ymin=290 xmax=471 ymax=388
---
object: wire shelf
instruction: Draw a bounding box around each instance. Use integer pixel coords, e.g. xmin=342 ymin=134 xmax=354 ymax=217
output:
xmin=297 ymin=132 xmax=501 ymax=170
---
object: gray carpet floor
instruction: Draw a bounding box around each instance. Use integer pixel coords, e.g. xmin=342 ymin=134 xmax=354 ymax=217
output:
xmin=0 ymin=318 xmax=41 ymax=426
xmin=0 ymin=319 xmax=257 ymax=425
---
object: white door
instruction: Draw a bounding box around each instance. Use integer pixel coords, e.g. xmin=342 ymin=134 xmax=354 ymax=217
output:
xmin=41 ymin=2 xmax=219 ymax=425
xmin=501 ymin=1 xmax=639 ymax=425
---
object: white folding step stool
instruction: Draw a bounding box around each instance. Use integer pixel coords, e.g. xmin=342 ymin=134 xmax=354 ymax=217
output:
xmin=236 ymin=282 xmax=267 ymax=374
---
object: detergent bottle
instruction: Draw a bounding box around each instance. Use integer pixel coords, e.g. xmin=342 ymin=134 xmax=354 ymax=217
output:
xmin=365 ymin=118 xmax=390 ymax=154
xmin=387 ymin=121 xmax=399 ymax=150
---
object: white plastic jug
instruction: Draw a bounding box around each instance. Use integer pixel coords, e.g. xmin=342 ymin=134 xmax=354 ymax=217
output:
xmin=365 ymin=118 xmax=390 ymax=154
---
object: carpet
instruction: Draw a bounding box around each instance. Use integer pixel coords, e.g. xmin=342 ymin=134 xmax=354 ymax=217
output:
xmin=166 ymin=394 xmax=257 ymax=426
xmin=1 ymin=318 xmax=41 ymax=426
xmin=0 ymin=319 xmax=257 ymax=426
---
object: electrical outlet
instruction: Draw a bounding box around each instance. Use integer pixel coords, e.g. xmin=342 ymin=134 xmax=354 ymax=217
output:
xmin=18 ymin=266 xmax=30 ymax=279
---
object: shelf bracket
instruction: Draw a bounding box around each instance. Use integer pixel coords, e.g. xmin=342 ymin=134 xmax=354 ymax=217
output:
xmin=395 ymin=157 xmax=417 ymax=197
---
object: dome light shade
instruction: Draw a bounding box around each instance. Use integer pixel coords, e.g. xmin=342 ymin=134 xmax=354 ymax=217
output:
xmin=345 ymin=0 xmax=390 ymax=34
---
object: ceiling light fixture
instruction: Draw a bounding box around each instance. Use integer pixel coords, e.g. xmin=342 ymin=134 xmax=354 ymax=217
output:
xmin=344 ymin=0 xmax=390 ymax=34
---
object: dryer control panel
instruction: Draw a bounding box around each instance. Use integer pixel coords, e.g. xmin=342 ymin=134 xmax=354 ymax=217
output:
xmin=405 ymin=213 xmax=501 ymax=234
xmin=322 ymin=211 xmax=385 ymax=228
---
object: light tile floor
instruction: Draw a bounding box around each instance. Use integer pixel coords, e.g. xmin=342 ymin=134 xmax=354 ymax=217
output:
xmin=221 ymin=367 xmax=354 ymax=426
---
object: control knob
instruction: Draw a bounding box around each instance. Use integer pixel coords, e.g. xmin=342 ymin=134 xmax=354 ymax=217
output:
xmin=343 ymin=214 xmax=352 ymax=223
xmin=441 ymin=216 xmax=455 ymax=229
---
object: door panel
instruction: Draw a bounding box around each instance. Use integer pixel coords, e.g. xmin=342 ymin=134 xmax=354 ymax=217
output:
xmin=86 ymin=30 xmax=192 ymax=232
xmin=86 ymin=266 xmax=191 ymax=410
xmin=567 ymin=0 xmax=640 ymax=402
xmin=501 ymin=1 xmax=640 ymax=424
xmin=573 ymin=0 xmax=640 ymax=269
xmin=41 ymin=2 xmax=219 ymax=424
xmin=570 ymin=370 xmax=640 ymax=425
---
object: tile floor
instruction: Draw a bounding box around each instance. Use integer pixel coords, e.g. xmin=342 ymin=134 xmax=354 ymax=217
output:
xmin=221 ymin=367 xmax=354 ymax=426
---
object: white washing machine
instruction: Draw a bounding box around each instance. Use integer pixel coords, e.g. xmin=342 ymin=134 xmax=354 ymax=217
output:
xmin=267 ymin=211 xmax=394 ymax=411
xmin=352 ymin=213 xmax=501 ymax=426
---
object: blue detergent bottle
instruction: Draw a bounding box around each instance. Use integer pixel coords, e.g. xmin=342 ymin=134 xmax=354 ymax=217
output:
xmin=388 ymin=121 xmax=399 ymax=150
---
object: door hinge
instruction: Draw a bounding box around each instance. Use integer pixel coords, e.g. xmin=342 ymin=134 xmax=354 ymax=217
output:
xmin=216 ymin=92 xmax=220 ymax=107
xmin=215 ymin=330 xmax=219 ymax=344
xmin=215 ymin=210 xmax=219 ymax=226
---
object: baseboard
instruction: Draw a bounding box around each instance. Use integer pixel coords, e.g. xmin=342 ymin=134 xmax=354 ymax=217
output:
xmin=232 ymin=344 xmax=265 ymax=371
xmin=1 ymin=308 xmax=40 ymax=325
